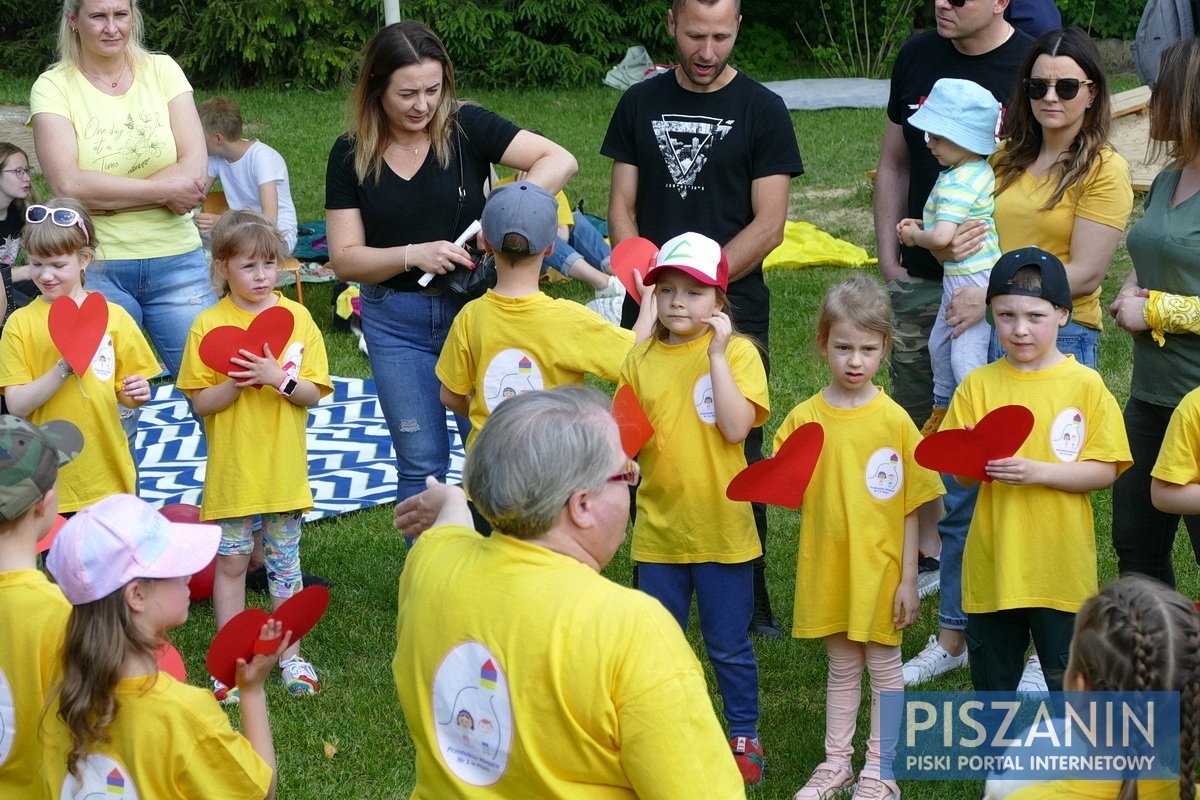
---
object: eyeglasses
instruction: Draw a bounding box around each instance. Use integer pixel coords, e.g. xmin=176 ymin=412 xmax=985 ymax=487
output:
xmin=1 ymin=167 xmax=34 ymax=178
xmin=26 ymin=205 xmax=90 ymax=242
xmin=608 ymin=458 xmax=641 ymax=486
xmin=946 ymin=0 xmax=973 ymax=7
xmin=1023 ymin=77 xmax=1094 ymax=101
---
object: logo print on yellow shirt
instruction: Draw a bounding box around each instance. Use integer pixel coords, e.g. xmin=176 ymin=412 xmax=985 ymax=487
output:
xmin=432 ymin=641 xmax=512 ymax=785
xmin=1050 ymin=408 xmax=1085 ymax=462
xmin=865 ymin=448 xmax=904 ymax=500
xmin=0 ymin=668 xmax=13 ymax=767
xmin=91 ymin=334 xmax=116 ymax=382
xmin=60 ymin=753 xmax=139 ymax=799
xmin=483 ymin=350 xmax=543 ymax=412
xmin=693 ymin=374 xmax=716 ymax=424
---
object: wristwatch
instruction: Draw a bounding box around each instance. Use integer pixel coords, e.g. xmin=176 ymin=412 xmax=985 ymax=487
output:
xmin=57 ymin=359 xmax=73 ymax=380
xmin=277 ymin=376 xmax=298 ymax=397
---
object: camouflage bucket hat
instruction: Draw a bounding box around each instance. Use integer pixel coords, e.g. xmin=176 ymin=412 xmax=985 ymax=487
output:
xmin=0 ymin=416 xmax=83 ymax=521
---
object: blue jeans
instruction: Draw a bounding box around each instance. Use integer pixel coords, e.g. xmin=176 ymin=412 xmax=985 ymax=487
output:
xmin=937 ymin=474 xmax=974 ymax=631
xmin=542 ymin=212 xmax=612 ymax=276
xmin=989 ymin=319 xmax=1099 ymax=370
xmin=638 ymin=561 xmax=758 ymax=738
xmin=89 ymin=248 xmax=217 ymax=378
xmin=359 ymin=285 xmax=468 ymax=502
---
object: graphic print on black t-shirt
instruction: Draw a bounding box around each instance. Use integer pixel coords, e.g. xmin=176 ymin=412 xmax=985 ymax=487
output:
xmin=653 ymin=114 xmax=733 ymax=198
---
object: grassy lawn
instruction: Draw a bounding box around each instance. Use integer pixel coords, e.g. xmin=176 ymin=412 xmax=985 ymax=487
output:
xmin=2 ymin=63 xmax=1196 ymax=799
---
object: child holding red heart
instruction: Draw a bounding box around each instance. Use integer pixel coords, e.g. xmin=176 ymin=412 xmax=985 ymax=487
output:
xmin=943 ymin=248 xmax=1130 ymax=693
xmin=41 ymin=494 xmax=288 ymax=800
xmin=176 ymin=210 xmax=331 ymax=704
xmin=775 ymin=275 xmax=944 ymax=800
xmin=616 ymin=231 xmax=770 ymax=785
xmin=0 ymin=197 xmax=157 ymax=513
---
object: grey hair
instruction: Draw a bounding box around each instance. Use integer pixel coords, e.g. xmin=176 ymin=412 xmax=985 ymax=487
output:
xmin=465 ymin=386 xmax=615 ymax=539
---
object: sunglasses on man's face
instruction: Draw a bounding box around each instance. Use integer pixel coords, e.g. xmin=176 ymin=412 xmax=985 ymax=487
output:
xmin=1023 ymin=77 xmax=1094 ymax=101
xmin=946 ymin=0 xmax=971 ymax=6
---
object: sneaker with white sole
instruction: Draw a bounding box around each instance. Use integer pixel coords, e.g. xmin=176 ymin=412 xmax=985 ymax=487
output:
xmin=280 ymin=656 xmax=321 ymax=696
xmin=211 ymin=675 xmax=239 ymax=706
xmin=851 ymin=770 xmax=899 ymax=799
xmin=1017 ymin=654 xmax=1049 ymax=695
xmin=902 ymin=634 xmax=968 ymax=686
xmin=794 ymin=761 xmax=854 ymax=799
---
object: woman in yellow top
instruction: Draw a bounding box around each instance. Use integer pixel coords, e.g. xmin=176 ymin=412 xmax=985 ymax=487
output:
xmin=944 ymin=27 xmax=1132 ymax=371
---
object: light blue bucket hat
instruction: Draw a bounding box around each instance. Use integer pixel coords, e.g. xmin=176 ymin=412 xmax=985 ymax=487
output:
xmin=908 ymin=78 xmax=1001 ymax=157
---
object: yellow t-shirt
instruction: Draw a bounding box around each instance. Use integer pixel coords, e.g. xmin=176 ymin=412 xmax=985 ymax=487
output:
xmin=29 ymin=55 xmax=204 ymax=260
xmin=493 ymin=175 xmax=573 ymax=226
xmin=176 ymin=294 xmax=332 ymax=520
xmin=992 ymin=146 xmax=1133 ymax=330
xmin=0 ymin=570 xmax=69 ymax=799
xmin=944 ymin=357 xmax=1131 ymax=614
xmin=1151 ymin=384 xmax=1200 ymax=486
xmin=42 ymin=672 xmax=272 ymax=799
xmin=774 ymin=388 xmax=944 ymax=645
xmin=0 ymin=295 xmax=159 ymax=512
xmin=393 ymin=525 xmax=744 ymax=799
xmin=436 ymin=290 xmax=635 ymax=450
xmin=1005 ymin=778 xmax=1178 ymax=799
xmin=619 ymin=333 xmax=769 ymax=563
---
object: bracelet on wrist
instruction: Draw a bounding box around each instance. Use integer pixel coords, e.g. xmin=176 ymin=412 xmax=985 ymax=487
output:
xmin=57 ymin=359 xmax=73 ymax=380
xmin=404 ymin=244 xmax=411 ymax=273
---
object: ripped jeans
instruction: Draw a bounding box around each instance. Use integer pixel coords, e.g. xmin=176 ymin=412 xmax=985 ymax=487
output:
xmin=359 ymin=284 xmax=468 ymax=502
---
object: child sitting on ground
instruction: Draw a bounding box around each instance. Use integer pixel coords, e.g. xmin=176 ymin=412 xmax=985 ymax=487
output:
xmin=0 ymin=415 xmax=80 ymax=796
xmin=197 ymin=96 xmax=298 ymax=254
xmin=436 ymin=180 xmax=654 ymax=452
xmin=943 ymin=247 xmax=1130 ymax=692
xmin=896 ymin=77 xmax=1003 ymax=435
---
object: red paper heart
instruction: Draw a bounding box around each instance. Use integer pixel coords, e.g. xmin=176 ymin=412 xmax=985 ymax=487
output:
xmin=198 ymin=305 xmax=295 ymax=381
xmin=158 ymin=504 xmax=218 ymax=601
xmin=915 ymin=405 xmax=1036 ymax=482
xmin=610 ymin=237 xmax=658 ymax=304
xmin=36 ymin=514 xmax=68 ymax=555
xmin=612 ymin=385 xmax=654 ymax=457
xmin=155 ymin=638 xmax=187 ymax=682
xmin=206 ymin=608 xmax=270 ymax=688
xmin=727 ymin=422 xmax=824 ymax=509
xmin=254 ymin=585 xmax=330 ymax=654
xmin=49 ymin=293 xmax=109 ymax=376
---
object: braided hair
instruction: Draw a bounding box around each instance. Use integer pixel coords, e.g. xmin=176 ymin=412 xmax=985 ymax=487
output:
xmin=1068 ymin=576 xmax=1200 ymax=800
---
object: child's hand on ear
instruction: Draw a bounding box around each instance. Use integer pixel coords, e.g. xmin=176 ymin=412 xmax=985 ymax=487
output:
xmin=236 ymin=620 xmax=293 ymax=693
xmin=120 ymin=375 xmax=151 ymax=405
xmin=229 ymin=343 xmax=285 ymax=389
xmin=706 ymin=310 xmax=733 ymax=355
xmin=633 ymin=268 xmax=654 ymax=306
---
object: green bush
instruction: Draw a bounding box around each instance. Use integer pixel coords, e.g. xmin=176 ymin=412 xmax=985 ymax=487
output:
xmin=796 ymin=0 xmax=922 ymax=79
xmin=1058 ymin=0 xmax=1143 ymax=40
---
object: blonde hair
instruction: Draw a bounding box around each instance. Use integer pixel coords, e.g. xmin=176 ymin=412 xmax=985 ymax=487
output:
xmin=816 ymin=274 xmax=894 ymax=356
xmin=209 ymin=209 xmax=285 ymax=296
xmin=197 ymin=96 xmax=243 ymax=140
xmin=1149 ymin=39 xmax=1200 ymax=167
xmin=649 ymin=268 xmax=732 ymax=342
xmin=56 ymin=585 xmax=160 ymax=777
xmin=346 ymin=21 xmax=458 ymax=185
xmin=56 ymin=0 xmax=149 ymax=70
xmin=22 ymin=197 xmax=96 ymax=272
xmin=1068 ymin=576 xmax=1200 ymax=800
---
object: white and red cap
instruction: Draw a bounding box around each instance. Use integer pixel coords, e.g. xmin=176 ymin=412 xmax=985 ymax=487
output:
xmin=47 ymin=494 xmax=219 ymax=605
xmin=642 ymin=232 xmax=729 ymax=291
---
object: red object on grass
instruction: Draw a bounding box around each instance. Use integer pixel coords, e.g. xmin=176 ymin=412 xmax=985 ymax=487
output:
xmin=726 ymin=422 xmax=824 ymax=509
xmin=197 ymin=305 xmax=294 ymax=384
xmin=205 ymin=586 xmax=330 ymax=688
xmin=49 ymin=293 xmax=109 ymax=376
xmin=915 ymin=405 xmax=1036 ymax=483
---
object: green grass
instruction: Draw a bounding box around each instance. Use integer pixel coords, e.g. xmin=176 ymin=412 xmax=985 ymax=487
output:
xmin=4 ymin=66 xmax=1197 ymax=799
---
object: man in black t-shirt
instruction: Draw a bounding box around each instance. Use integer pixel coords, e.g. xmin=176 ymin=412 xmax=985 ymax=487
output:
xmin=874 ymin=0 xmax=1032 ymax=689
xmin=601 ymin=0 xmax=803 ymax=641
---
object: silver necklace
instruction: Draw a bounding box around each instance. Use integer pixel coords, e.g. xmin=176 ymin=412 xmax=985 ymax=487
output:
xmin=81 ymin=59 xmax=127 ymax=89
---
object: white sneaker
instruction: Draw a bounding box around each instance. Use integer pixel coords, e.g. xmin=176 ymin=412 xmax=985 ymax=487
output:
xmin=851 ymin=770 xmax=900 ymax=799
xmin=595 ymin=275 xmax=626 ymax=299
xmin=902 ymin=634 xmax=968 ymax=686
xmin=794 ymin=761 xmax=854 ymax=799
xmin=1017 ymin=654 xmax=1049 ymax=695
xmin=280 ymin=656 xmax=322 ymax=696
xmin=587 ymin=295 xmax=623 ymax=325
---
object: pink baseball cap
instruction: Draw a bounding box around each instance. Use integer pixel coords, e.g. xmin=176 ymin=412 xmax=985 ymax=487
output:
xmin=642 ymin=232 xmax=729 ymax=291
xmin=46 ymin=494 xmax=220 ymax=605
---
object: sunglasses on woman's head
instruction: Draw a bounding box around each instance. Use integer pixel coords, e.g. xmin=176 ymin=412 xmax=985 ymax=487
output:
xmin=1023 ymin=77 xmax=1094 ymax=101
xmin=25 ymin=204 xmax=90 ymax=242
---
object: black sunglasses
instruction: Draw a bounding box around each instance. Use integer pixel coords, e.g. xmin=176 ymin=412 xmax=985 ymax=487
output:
xmin=1023 ymin=77 xmax=1094 ymax=101
xmin=946 ymin=0 xmax=971 ymax=6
